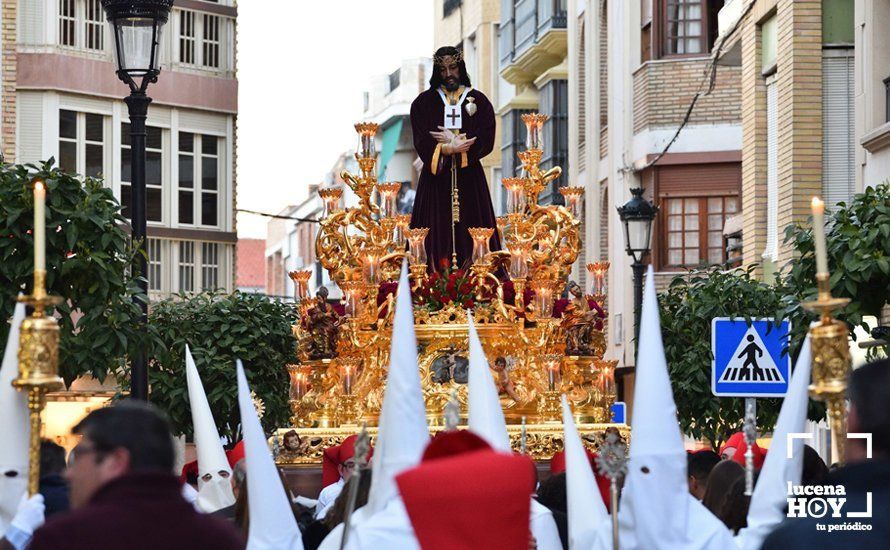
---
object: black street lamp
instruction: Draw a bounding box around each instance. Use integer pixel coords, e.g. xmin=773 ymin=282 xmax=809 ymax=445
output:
xmin=617 ymin=187 xmax=658 ymax=349
xmin=101 ymin=0 xmax=173 ymax=401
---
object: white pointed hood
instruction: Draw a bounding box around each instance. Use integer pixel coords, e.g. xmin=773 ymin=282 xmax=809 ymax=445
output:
xmin=365 ymin=260 xmax=429 ymax=516
xmin=736 ymin=335 xmax=813 ymax=549
xmin=186 ymin=344 xmax=235 ymax=512
xmin=237 ymin=360 xmax=304 ymax=550
xmin=465 ymin=312 xmax=562 ymax=549
xmin=563 ymin=396 xmax=608 ymax=548
xmin=467 ymin=312 xmax=510 ymax=452
xmin=0 ymin=303 xmax=28 ymax=536
xmin=615 ymin=267 xmax=734 ymax=549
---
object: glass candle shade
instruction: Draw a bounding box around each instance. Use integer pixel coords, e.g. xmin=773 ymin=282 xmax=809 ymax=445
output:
xmin=376 ymin=182 xmax=401 ymax=218
xmin=354 ymin=122 xmax=379 ymax=159
xmin=406 ymin=228 xmax=430 ymax=266
xmin=362 ymin=249 xmax=382 ymax=284
xmin=521 ymin=113 xmax=549 ymax=151
xmin=340 ymin=357 xmax=361 ymax=396
xmin=559 ymin=186 xmax=584 ymax=218
xmin=507 ymin=242 xmax=530 ymax=280
xmin=496 ymin=216 xmax=509 ymax=242
xmin=287 ymin=364 xmax=308 ymax=400
xmin=540 ymin=354 xmax=562 ymax=391
xmin=318 ymin=188 xmax=343 ymax=217
xmin=502 ymin=178 xmax=527 ymax=215
xmin=288 ymin=270 xmax=312 ymax=302
xmin=340 ymin=281 xmax=365 ymax=317
xmin=394 ymin=214 xmax=411 ymax=246
xmin=586 ymin=261 xmax=610 ymax=296
xmin=468 ymin=227 xmax=494 ymax=265
xmin=531 ymin=279 xmax=555 ymax=318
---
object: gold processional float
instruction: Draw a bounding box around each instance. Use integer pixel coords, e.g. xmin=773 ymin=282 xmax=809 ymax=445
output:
xmin=3 ymin=129 xmax=859 ymax=484
xmin=275 ymin=114 xmax=624 ymax=464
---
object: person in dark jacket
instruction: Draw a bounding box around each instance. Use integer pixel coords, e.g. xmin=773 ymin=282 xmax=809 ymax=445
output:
xmin=763 ymin=358 xmax=890 ymax=547
xmin=28 ymin=401 xmax=244 ymax=550
xmin=38 ymin=440 xmax=69 ymax=518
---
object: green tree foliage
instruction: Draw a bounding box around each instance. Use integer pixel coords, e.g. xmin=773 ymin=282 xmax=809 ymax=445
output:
xmin=0 ymin=160 xmax=152 ymax=385
xmin=148 ymin=291 xmax=298 ymax=441
xmin=658 ymin=266 xmax=812 ymax=450
xmin=783 ymin=182 xmax=890 ymax=357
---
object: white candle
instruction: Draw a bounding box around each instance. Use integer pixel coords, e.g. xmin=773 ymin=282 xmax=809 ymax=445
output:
xmin=34 ymin=181 xmax=46 ymax=272
xmin=811 ymin=197 xmax=828 ymax=275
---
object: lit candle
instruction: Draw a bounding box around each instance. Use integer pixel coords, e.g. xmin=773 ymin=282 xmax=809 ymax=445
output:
xmin=811 ymin=197 xmax=828 ymax=275
xmin=34 ymin=181 xmax=46 ymax=272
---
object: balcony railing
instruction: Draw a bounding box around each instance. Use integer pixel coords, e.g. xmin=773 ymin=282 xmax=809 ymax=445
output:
xmin=500 ymin=0 xmax=567 ymax=70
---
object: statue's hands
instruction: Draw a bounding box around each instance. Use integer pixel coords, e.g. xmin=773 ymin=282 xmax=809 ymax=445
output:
xmin=429 ymin=126 xmax=452 ymax=144
xmin=450 ymin=133 xmax=476 ymax=154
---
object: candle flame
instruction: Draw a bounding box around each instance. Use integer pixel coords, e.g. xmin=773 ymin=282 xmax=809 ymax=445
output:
xmin=811 ymin=196 xmax=824 ymax=214
xmin=34 ymin=181 xmax=45 ymax=192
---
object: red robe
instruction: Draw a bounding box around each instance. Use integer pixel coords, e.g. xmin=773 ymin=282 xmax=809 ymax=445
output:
xmin=409 ymin=87 xmax=501 ymax=271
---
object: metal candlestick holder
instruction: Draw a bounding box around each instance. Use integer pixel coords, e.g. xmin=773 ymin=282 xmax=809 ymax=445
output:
xmin=802 ymin=273 xmax=852 ymax=465
xmin=13 ymin=269 xmax=64 ymax=495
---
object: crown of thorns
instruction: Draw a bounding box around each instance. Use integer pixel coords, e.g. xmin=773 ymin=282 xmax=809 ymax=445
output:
xmin=434 ymin=51 xmax=463 ymax=65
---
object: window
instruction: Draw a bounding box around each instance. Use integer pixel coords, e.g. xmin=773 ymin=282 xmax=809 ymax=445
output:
xmin=178 ymin=132 xmax=220 ymax=227
xmin=444 ymin=0 xmax=462 ymax=18
xmin=147 ymin=238 xmax=162 ymax=291
xmin=178 ymin=241 xmax=195 ymax=292
xmin=58 ymin=109 xmax=106 ymax=178
xmin=885 ymin=76 xmax=890 ymax=123
xmin=822 ymin=51 xmax=855 ymax=208
xmin=121 ymin=123 xmax=164 ymax=223
xmin=663 ymin=195 xmax=738 ymax=267
xmin=662 ymin=0 xmax=704 ymax=55
xmin=59 ymin=0 xmax=76 ymax=47
xmin=179 ymin=11 xmax=196 ymax=64
xmin=388 ymin=68 xmax=401 ymax=93
xmin=58 ymin=0 xmax=105 ymax=50
xmin=539 ymin=79 xmax=569 ymax=205
xmin=201 ymin=242 xmax=219 ymax=290
xmin=178 ymin=10 xmax=224 ymax=68
xmin=85 ymin=0 xmax=104 ymax=50
xmin=202 ymin=14 xmax=220 ymax=68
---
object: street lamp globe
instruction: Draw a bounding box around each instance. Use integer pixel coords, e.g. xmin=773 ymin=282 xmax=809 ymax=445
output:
xmin=101 ymin=0 xmax=173 ymax=92
xmin=617 ymin=187 xmax=658 ymax=264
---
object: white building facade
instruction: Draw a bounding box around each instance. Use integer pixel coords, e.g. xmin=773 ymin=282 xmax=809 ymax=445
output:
xmin=4 ymin=0 xmax=238 ymax=299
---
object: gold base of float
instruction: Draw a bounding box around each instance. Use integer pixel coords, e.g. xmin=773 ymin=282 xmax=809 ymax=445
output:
xmin=274 ymin=422 xmax=630 ymax=464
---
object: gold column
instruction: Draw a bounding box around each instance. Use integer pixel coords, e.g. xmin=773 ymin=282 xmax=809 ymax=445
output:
xmin=13 ymin=269 xmax=64 ymax=495
xmin=803 ymin=273 xmax=851 ymax=465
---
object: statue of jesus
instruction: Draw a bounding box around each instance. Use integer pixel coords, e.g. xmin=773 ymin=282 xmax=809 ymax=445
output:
xmin=409 ymin=46 xmax=500 ymax=272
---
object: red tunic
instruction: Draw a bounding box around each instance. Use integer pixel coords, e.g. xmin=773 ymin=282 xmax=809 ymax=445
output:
xmin=409 ymin=87 xmax=501 ymax=271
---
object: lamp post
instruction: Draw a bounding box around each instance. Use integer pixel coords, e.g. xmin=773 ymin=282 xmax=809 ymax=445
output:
xmin=617 ymin=187 xmax=658 ymax=349
xmin=101 ymin=0 xmax=173 ymax=401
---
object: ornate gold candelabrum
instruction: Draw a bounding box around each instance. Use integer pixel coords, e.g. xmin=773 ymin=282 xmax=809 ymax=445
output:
xmin=586 ymin=261 xmax=610 ymax=306
xmin=284 ymin=113 xmax=612 ymax=441
xmin=803 ymin=273 xmax=852 ymax=465
xmin=13 ymin=269 xmax=64 ymax=495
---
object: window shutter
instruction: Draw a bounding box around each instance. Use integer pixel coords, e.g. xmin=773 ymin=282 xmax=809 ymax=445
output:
xmin=578 ymin=18 xmax=587 ymax=173
xmin=822 ymin=51 xmax=855 ymax=209
xmin=765 ymin=78 xmax=778 ymax=261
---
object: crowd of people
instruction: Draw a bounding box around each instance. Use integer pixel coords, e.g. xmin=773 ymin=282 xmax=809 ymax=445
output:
xmin=1 ymin=265 xmax=888 ymax=549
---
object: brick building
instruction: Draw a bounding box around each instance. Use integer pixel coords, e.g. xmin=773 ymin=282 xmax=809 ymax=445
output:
xmin=567 ymin=0 xmax=742 ymax=375
xmin=1 ymin=0 xmax=238 ymax=299
xmin=718 ymin=0 xmax=856 ymax=274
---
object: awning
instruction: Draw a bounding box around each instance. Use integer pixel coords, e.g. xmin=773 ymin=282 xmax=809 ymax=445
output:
xmin=377 ymin=118 xmax=404 ymax=180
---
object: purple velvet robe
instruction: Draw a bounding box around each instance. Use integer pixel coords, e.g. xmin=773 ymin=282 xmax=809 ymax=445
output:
xmin=409 ymin=87 xmax=501 ymax=272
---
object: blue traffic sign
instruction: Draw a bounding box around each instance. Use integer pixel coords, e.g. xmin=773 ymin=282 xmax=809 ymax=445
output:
xmin=711 ymin=318 xmax=791 ymax=397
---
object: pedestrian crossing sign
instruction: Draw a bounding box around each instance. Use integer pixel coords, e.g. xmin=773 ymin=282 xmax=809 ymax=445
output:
xmin=711 ymin=318 xmax=791 ymax=397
